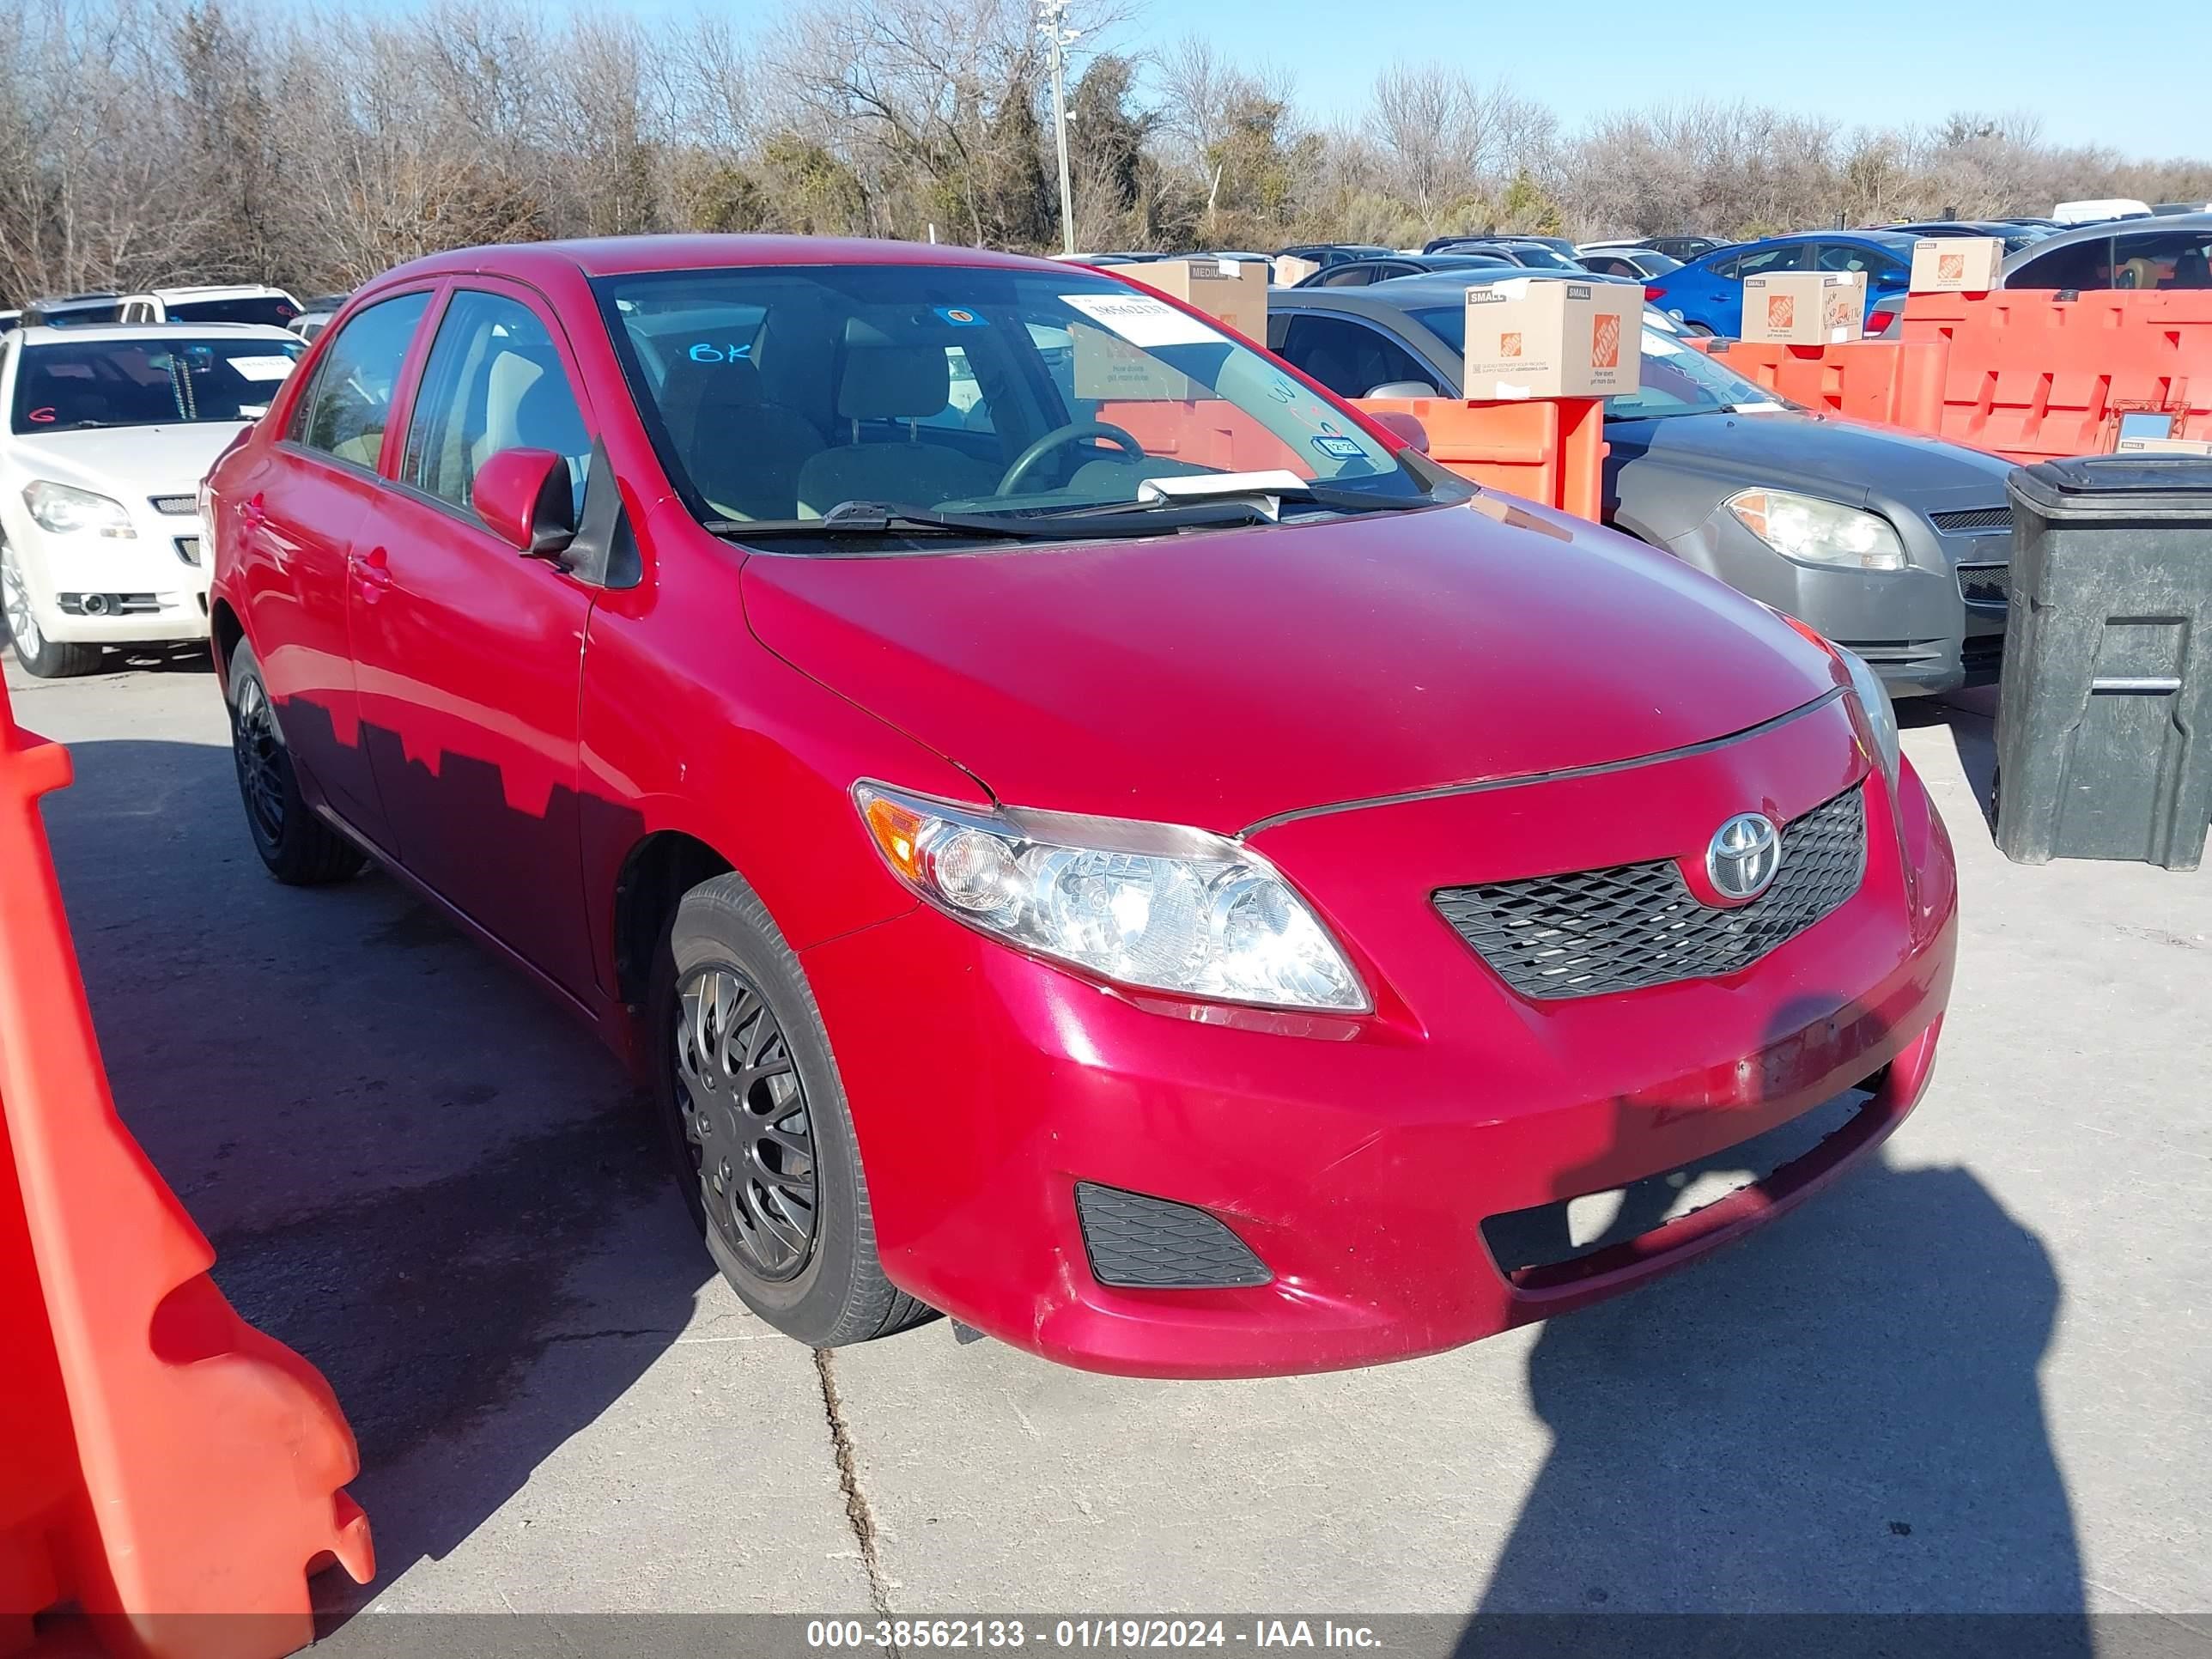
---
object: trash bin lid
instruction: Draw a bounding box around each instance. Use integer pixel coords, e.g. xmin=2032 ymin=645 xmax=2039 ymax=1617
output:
xmin=2011 ymin=453 xmax=2212 ymax=516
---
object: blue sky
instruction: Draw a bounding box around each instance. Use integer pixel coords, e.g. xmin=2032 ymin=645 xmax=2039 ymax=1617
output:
xmin=1099 ymin=0 xmax=2206 ymax=161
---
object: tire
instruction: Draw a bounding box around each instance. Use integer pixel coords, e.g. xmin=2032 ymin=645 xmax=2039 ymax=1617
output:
xmin=651 ymin=872 xmax=935 ymax=1348
xmin=2 ymin=538 xmax=103 ymax=678
xmin=226 ymin=640 xmax=365 ymax=885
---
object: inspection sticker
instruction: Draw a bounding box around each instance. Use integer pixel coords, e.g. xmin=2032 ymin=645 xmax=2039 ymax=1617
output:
xmin=230 ymin=356 xmax=299 ymax=382
xmin=1060 ymin=293 xmax=1222 ymax=349
xmin=933 ymin=306 xmax=986 ymax=326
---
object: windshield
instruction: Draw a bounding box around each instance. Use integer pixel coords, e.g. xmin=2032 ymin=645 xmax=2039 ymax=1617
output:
xmin=10 ymin=336 xmax=305 ymax=433
xmin=166 ymin=295 xmax=301 ymax=326
xmin=1407 ymin=308 xmax=1785 ymax=420
xmin=596 ymin=264 xmax=1431 ymax=538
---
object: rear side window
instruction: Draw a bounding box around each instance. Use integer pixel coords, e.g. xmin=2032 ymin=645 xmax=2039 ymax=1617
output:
xmin=291 ymin=292 xmax=431 ymax=469
xmin=2009 ymin=238 xmax=2114 ymax=291
xmin=403 ymin=289 xmax=592 ymax=521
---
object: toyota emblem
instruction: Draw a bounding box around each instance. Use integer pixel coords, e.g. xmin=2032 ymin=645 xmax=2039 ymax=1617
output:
xmin=1706 ymin=813 xmax=1781 ymax=902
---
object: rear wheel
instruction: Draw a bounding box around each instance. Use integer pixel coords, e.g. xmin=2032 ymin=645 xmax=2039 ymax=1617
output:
xmin=226 ymin=640 xmax=365 ymax=884
xmin=651 ymin=872 xmax=934 ymax=1347
xmin=2 ymin=538 xmax=101 ymax=678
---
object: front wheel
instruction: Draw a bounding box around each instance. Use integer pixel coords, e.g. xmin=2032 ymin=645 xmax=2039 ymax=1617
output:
xmin=2 ymin=538 xmax=101 ymax=678
xmin=651 ymin=872 xmax=935 ymax=1347
xmin=226 ymin=640 xmax=365 ymax=884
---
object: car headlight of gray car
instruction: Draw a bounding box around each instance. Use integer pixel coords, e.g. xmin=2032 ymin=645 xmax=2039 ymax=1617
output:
xmin=1727 ymin=489 xmax=1905 ymax=571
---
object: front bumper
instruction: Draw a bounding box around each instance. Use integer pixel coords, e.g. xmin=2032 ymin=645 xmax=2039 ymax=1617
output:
xmin=9 ymin=509 xmax=212 ymax=645
xmin=802 ymin=696 xmax=1959 ymax=1378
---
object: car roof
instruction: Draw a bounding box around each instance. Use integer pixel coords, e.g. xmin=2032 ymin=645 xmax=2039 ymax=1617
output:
xmin=6 ymin=322 xmax=303 ymax=345
xmin=134 ymin=283 xmax=296 ymax=301
xmin=376 ymin=234 xmax=1071 ymax=289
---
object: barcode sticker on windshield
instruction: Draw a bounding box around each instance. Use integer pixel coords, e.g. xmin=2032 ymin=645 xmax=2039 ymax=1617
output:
xmin=230 ymin=355 xmax=298 ymax=382
xmin=1060 ymin=293 xmax=1222 ymax=349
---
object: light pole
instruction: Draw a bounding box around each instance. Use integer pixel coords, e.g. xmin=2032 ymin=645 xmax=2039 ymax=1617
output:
xmin=1037 ymin=0 xmax=1079 ymax=255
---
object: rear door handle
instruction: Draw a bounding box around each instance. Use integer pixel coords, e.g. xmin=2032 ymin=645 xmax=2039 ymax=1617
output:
xmin=350 ymin=544 xmax=391 ymax=603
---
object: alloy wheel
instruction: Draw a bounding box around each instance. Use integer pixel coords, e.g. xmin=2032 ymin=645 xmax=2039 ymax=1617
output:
xmin=1 ymin=544 xmax=41 ymax=658
xmin=231 ymin=675 xmax=289 ymax=844
xmin=673 ymin=965 xmax=819 ymax=1282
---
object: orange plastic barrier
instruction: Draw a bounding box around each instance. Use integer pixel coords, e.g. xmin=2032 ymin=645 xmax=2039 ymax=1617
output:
xmin=0 ymin=678 xmax=371 ymax=1658
xmin=1354 ymin=396 xmax=1609 ymax=520
xmin=1899 ymin=288 xmax=2212 ymax=462
xmin=1692 ymin=337 xmax=1948 ymax=435
xmin=1093 ymin=398 xmax=1292 ymax=475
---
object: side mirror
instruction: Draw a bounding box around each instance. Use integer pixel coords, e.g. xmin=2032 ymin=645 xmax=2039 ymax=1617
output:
xmin=1364 ymin=408 xmax=1431 ymax=454
xmin=472 ymin=447 xmax=575 ymax=559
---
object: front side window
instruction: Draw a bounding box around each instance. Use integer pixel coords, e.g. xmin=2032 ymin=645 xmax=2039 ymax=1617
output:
xmin=403 ymin=289 xmax=592 ymax=521
xmin=599 ymin=264 xmax=1434 ymax=539
xmin=292 ymin=291 xmax=431 ymax=467
xmin=9 ymin=335 xmax=305 ymax=434
xmin=1818 ymin=243 xmax=1904 ymax=277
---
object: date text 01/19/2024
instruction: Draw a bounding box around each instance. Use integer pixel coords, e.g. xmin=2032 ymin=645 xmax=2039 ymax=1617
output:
xmin=805 ymin=1620 xmax=1383 ymax=1650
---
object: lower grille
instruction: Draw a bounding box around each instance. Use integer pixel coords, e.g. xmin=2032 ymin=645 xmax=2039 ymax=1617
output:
xmin=173 ymin=535 xmax=203 ymax=567
xmin=1435 ymin=786 xmax=1868 ymax=1000
xmin=1958 ymin=562 xmax=2008 ymax=606
xmin=1930 ymin=506 xmax=2011 ymax=533
xmin=1073 ymin=1182 xmax=1271 ymax=1289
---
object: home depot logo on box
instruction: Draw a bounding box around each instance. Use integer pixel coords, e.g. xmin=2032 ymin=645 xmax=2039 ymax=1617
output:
xmin=1939 ymin=252 xmax=1966 ymax=282
xmin=1766 ymin=294 xmax=1796 ymax=331
xmin=1591 ymin=313 xmax=1620 ymax=368
xmin=1459 ymin=278 xmax=1642 ymax=398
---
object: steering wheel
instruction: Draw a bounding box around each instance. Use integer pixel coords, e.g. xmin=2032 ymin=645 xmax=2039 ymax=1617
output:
xmin=996 ymin=421 xmax=1144 ymax=496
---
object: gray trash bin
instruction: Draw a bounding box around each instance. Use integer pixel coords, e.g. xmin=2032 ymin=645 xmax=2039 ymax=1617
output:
xmin=1995 ymin=455 xmax=2212 ymax=870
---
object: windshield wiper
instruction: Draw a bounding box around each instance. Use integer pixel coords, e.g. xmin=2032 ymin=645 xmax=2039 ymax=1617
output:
xmin=1040 ymin=477 xmax=1440 ymax=523
xmin=707 ymin=500 xmax=1222 ymax=543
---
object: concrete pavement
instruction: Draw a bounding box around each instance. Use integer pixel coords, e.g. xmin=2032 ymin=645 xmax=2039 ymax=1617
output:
xmin=6 ymin=653 xmax=2207 ymax=1636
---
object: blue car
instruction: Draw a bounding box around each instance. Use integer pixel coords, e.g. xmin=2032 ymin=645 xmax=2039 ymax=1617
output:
xmin=1646 ymin=230 xmax=1918 ymax=337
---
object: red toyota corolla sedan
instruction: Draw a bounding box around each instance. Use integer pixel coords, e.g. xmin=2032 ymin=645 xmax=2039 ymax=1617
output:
xmin=204 ymin=236 xmax=1956 ymax=1378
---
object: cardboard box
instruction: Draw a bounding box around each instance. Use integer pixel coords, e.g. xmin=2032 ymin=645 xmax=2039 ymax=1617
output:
xmin=2115 ymin=434 xmax=2212 ymax=456
xmin=1459 ymin=277 xmax=1643 ymax=399
xmin=1273 ymin=254 xmax=1322 ymax=288
xmin=1128 ymin=258 xmax=1269 ymax=340
xmin=1741 ymin=270 xmax=1865 ymax=345
xmin=1910 ymin=237 xmax=2004 ymax=294
xmin=1068 ymin=321 xmax=1195 ymax=401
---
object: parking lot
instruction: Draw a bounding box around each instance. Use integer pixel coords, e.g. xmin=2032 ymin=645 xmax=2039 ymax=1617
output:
xmin=9 ymin=648 xmax=2207 ymax=1637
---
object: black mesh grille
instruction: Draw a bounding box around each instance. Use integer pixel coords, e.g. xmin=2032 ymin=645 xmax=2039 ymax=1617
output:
xmin=1435 ymin=787 xmax=1867 ymax=1000
xmin=1958 ymin=562 xmax=2008 ymax=606
xmin=1074 ymin=1182 xmax=1271 ymax=1289
xmin=149 ymin=494 xmax=198 ymax=517
xmin=1929 ymin=506 xmax=2012 ymax=533
xmin=173 ymin=535 xmax=203 ymax=567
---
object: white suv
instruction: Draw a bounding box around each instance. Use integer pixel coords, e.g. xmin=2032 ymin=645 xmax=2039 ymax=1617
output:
xmin=116 ymin=285 xmax=303 ymax=328
xmin=0 ymin=323 xmax=303 ymax=677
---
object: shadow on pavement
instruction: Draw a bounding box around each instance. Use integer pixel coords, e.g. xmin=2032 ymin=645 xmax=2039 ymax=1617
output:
xmin=1902 ymin=691 xmax=1999 ymax=838
xmin=35 ymin=727 xmax=716 ymax=1620
xmin=1465 ymin=984 xmax=2084 ymax=1654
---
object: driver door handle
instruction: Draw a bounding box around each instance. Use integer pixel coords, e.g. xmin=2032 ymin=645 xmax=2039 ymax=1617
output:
xmin=350 ymin=544 xmax=392 ymax=603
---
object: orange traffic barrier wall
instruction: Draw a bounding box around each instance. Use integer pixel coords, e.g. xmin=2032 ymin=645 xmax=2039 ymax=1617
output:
xmin=1692 ymin=337 xmax=1948 ymax=434
xmin=0 ymin=676 xmax=371 ymax=1658
xmin=1354 ymin=397 xmax=1609 ymax=521
xmin=1899 ymin=288 xmax=2212 ymax=462
xmin=1093 ymin=398 xmax=1297 ymax=475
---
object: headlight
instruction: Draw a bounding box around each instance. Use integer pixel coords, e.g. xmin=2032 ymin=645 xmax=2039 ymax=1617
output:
xmin=1727 ymin=489 xmax=1903 ymax=571
xmin=23 ymin=481 xmax=136 ymax=539
xmin=854 ymin=782 xmax=1370 ymax=1012
xmin=1836 ymin=645 xmax=1900 ymax=787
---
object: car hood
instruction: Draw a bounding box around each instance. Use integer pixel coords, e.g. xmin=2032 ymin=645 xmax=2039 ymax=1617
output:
xmin=739 ymin=499 xmax=1842 ymax=834
xmin=8 ymin=422 xmax=247 ymax=496
xmin=1607 ymin=408 xmax=2014 ymax=509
